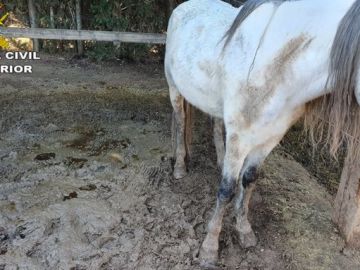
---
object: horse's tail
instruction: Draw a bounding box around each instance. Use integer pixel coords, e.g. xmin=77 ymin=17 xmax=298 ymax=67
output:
xmin=184 ymin=99 xmax=194 ymax=161
xmin=171 ymin=98 xmax=194 ymax=161
xmin=304 ymin=0 xmax=360 ymax=164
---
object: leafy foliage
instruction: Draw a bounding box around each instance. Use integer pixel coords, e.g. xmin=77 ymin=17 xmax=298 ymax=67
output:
xmin=88 ymin=0 xmax=165 ymax=61
xmin=4 ymin=0 xmax=244 ymax=60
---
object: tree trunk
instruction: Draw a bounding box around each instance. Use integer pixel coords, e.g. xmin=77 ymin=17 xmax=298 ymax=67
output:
xmin=50 ymin=6 xmax=55 ymax=29
xmin=27 ymin=0 xmax=39 ymax=52
xmin=333 ymin=155 xmax=360 ymax=248
xmin=75 ymin=0 xmax=83 ymax=55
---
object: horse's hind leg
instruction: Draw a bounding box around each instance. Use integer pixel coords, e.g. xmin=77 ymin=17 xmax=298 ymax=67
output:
xmin=200 ymin=128 xmax=249 ymax=268
xmin=213 ymin=118 xmax=225 ymax=168
xmin=236 ymin=174 xmax=257 ymax=248
xmin=234 ymin=139 xmax=280 ymax=248
xmin=170 ymin=86 xmax=189 ymax=179
xmin=234 ymin=121 xmax=301 ymax=248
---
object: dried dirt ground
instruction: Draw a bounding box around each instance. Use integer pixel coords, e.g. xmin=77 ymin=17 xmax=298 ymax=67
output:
xmin=0 ymin=55 xmax=359 ymax=270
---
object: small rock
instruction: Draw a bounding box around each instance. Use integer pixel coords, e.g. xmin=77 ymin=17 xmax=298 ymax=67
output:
xmin=79 ymin=184 xmax=97 ymax=191
xmin=15 ymin=225 xmax=26 ymax=239
xmin=0 ymin=227 xmax=8 ymax=242
xmin=0 ymin=227 xmax=9 ymax=255
xmin=34 ymin=153 xmax=56 ymax=161
xmin=63 ymin=191 xmax=78 ymax=201
xmin=65 ymin=157 xmax=88 ymax=168
xmin=96 ymin=130 xmax=105 ymax=136
xmin=109 ymin=153 xmax=123 ymax=163
xmin=100 ymin=185 xmax=111 ymax=192
xmin=8 ymin=151 xmax=17 ymax=161
xmin=96 ymin=166 xmax=106 ymax=172
xmin=43 ymin=123 xmax=60 ymax=133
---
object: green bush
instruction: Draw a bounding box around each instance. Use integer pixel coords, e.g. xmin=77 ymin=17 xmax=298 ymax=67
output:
xmin=87 ymin=0 xmax=165 ymax=61
xmin=4 ymin=0 xmax=244 ymax=60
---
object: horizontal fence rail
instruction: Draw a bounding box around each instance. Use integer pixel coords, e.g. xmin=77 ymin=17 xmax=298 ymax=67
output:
xmin=0 ymin=27 xmax=167 ymax=44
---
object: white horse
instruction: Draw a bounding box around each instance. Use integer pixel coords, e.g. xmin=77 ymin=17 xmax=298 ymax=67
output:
xmin=165 ymin=0 xmax=360 ymax=268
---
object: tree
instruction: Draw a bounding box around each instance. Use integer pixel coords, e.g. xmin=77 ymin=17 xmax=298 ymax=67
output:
xmin=75 ymin=0 xmax=83 ymax=55
xmin=28 ymin=0 xmax=39 ymax=51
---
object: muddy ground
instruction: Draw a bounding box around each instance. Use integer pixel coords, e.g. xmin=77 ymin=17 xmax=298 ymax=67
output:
xmin=0 ymin=55 xmax=360 ymax=270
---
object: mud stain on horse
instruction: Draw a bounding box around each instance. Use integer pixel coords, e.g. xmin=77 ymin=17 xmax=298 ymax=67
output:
xmin=196 ymin=25 xmax=204 ymax=35
xmin=198 ymin=60 xmax=215 ymax=78
xmin=227 ymin=133 xmax=241 ymax=162
xmin=244 ymin=34 xmax=313 ymax=122
xmin=267 ymin=34 xmax=313 ymax=86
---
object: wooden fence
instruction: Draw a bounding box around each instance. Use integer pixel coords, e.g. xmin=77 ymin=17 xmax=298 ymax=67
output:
xmin=0 ymin=27 xmax=166 ymax=44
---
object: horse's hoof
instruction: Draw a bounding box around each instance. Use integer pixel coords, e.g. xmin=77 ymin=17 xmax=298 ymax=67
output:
xmin=238 ymin=229 xmax=257 ymax=248
xmin=199 ymin=248 xmax=219 ymax=269
xmin=200 ymin=260 xmax=221 ymax=270
xmin=173 ymin=166 xmax=187 ymax=179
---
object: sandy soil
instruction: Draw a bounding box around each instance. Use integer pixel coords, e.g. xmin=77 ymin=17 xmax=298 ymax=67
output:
xmin=0 ymin=55 xmax=359 ymax=270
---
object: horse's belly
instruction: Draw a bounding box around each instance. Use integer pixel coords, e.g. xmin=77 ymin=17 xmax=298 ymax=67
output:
xmin=176 ymin=76 xmax=223 ymax=118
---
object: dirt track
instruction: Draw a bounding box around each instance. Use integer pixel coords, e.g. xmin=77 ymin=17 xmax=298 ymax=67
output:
xmin=0 ymin=55 xmax=359 ymax=269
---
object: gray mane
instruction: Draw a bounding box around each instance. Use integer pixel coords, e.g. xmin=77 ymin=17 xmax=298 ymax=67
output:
xmin=223 ymin=0 xmax=286 ymax=47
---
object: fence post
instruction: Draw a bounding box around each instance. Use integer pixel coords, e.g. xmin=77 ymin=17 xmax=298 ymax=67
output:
xmin=75 ymin=0 xmax=83 ymax=55
xmin=333 ymin=155 xmax=360 ymax=247
xmin=27 ymin=0 xmax=39 ymax=52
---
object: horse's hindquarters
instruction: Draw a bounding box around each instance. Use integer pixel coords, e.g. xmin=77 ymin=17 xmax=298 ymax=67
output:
xmin=165 ymin=0 xmax=237 ymax=118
